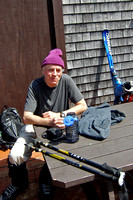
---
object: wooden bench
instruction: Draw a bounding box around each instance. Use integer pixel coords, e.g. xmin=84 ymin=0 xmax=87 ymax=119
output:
xmin=36 ymin=102 xmax=133 ymax=200
xmin=0 ymin=150 xmax=88 ymax=200
xmin=0 ymin=150 xmax=44 ymax=200
xmin=0 ymin=145 xmax=86 ymax=200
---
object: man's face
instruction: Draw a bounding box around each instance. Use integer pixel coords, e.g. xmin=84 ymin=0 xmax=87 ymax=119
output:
xmin=42 ymin=65 xmax=63 ymax=87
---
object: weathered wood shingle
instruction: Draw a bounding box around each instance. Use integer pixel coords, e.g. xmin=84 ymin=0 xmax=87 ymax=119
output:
xmin=62 ymin=0 xmax=133 ymax=105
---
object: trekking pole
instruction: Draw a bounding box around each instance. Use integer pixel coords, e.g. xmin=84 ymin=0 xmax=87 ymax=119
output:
xmin=36 ymin=140 xmax=121 ymax=177
xmin=27 ymin=143 xmax=125 ymax=184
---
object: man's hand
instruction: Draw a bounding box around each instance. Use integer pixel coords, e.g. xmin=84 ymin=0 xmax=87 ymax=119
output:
xmin=42 ymin=111 xmax=65 ymax=129
xmin=42 ymin=111 xmax=60 ymax=119
xmin=53 ymin=117 xmax=65 ymax=129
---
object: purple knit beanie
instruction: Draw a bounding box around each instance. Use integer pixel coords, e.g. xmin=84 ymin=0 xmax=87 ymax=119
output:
xmin=41 ymin=48 xmax=64 ymax=69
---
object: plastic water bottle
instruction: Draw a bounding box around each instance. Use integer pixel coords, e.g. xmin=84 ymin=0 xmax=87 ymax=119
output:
xmin=63 ymin=112 xmax=79 ymax=143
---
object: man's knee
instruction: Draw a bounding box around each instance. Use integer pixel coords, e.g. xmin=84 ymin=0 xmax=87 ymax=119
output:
xmin=9 ymin=137 xmax=26 ymax=165
xmin=9 ymin=124 xmax=36 ymax=165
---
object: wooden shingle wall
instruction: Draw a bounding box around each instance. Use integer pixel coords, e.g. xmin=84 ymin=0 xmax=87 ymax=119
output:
xmin=62 ymin=0 xmax=133 ymax=106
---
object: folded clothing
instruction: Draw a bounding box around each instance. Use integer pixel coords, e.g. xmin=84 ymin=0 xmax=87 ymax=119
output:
xmin=78 ymin=102 xmax=125 ymax=140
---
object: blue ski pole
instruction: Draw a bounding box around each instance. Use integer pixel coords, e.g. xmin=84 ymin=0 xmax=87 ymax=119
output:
xmin=102 ymin=30 xmax=133 ymax=104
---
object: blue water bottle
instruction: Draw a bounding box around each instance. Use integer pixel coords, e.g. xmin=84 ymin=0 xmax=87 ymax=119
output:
xmin=63 ymin=112 xmax=79 ymax=143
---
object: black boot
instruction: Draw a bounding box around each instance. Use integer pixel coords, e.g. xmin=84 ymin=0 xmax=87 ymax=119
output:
xmin=0 ymin=160 xmax=29 ymax=200
xmin=0 ymin=184 xmax=20 ymax=200
xmin=39 ymin=162 xmax=53 ymax=200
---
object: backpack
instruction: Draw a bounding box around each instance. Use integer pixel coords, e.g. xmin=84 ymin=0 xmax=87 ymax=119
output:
xmin=0 ymin=105 xmax=24 ymax=150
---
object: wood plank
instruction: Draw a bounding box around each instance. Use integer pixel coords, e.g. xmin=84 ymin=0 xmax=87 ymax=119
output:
xmin=49 ymin=148 xmax=133 ymax=188
xmin=0 ymin=0 xmax=51 ymax=116
xmin=37 ymin=122 xmax=133 ymax=153
xmin=38 ymin=125 xmax=133 ymax=168
xmin=52 ymin=0 xmax=67 ymax=73
xmin=35 ymin=102 xmax=133 ymax=189
xmin=106 ymin=181 xmax=116 ymax=200
xmin=44 ymin=132 xmax=133 ymax=187
xmin=44 ymin=134 xmax=133 ymax=170
xmin=111 ymin=102 xmax=133 ymax=112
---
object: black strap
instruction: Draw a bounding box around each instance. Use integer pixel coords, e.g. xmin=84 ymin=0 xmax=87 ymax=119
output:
xmin=102 ymin=163 xmax=121 ymax=177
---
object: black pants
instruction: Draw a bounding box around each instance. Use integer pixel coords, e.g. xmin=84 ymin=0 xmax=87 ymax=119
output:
xmin=39 ymin=162 xmax=53 ymax=200
xmin=8 ymin=159 xmax=53 ymax=199
xmin=8 ymin=159 xmax=29 ymax=190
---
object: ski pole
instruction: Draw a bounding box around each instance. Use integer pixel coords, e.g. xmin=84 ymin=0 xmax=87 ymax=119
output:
xmin=28 ymin=143 xmax=119 ymax=181
xmin=36 ymin=140 xmax=120 ymax=177
xmin=102 ymin=30 xmax=124 ymax=104
xmin=102 ymin=30 xmax=133 ymax=104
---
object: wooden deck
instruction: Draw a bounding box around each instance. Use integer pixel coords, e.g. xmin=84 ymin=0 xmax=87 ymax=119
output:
xmin=36 ymin=102 xmax=133 ymax=199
